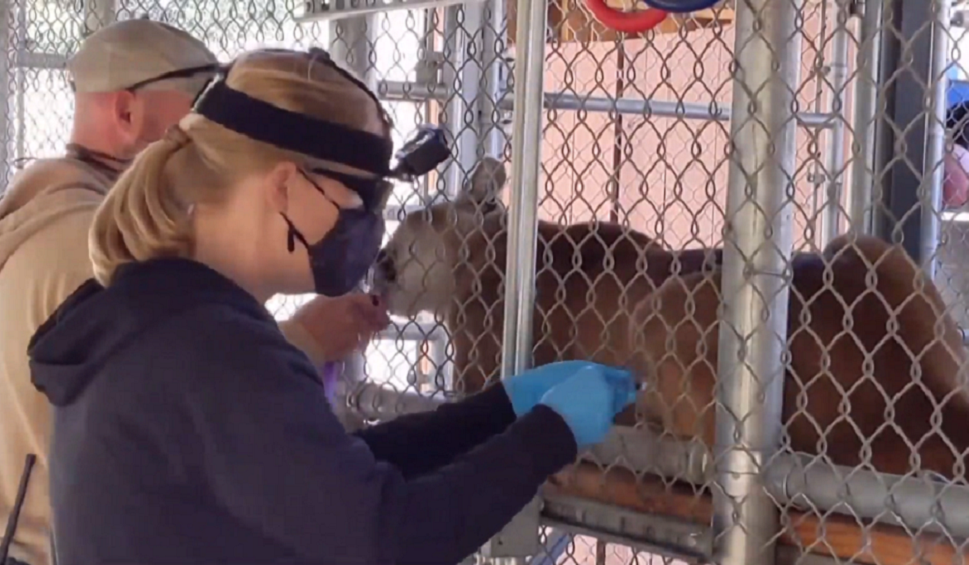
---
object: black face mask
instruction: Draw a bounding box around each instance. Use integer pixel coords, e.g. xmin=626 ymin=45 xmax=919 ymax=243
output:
xmin=281 ymin=170 xmax=388 ymax=297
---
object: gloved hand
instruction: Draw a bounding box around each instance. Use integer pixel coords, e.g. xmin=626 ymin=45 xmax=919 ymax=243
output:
xmin=502 ymin=360 xmax=635 ymax=417
xmin=538 ymin=366 xmax=638 ymax=449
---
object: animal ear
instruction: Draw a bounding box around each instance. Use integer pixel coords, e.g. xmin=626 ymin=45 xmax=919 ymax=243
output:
xmin=460 ymin=156 xmax=507 ymax=205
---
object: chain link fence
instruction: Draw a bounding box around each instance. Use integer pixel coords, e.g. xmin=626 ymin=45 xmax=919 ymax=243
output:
xmin=5 ymin=0 xmax=969 ymax=563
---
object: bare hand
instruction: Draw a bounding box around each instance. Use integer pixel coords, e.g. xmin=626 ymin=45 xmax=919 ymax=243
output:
xmin=289 ymin=293 xmax=391 ymax=362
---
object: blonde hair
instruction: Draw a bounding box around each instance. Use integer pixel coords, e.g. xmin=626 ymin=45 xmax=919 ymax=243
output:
xmin=89 ymin=49 xmax=392 ymax=285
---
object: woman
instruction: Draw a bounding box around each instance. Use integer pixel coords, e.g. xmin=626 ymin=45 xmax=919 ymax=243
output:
xmin=28 ymin=48 xmax=636 ymax=565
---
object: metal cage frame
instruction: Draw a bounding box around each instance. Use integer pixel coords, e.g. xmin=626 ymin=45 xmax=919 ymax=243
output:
xmin=3 ymin=0 xmax=966 ymax=563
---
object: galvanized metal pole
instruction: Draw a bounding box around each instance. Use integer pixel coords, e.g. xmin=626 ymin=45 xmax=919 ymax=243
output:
xmin=442 ymin=4 xmax=483 ymax=180
xmin=14 ymin=3 xmax=24 ymax=166
xmin=714 ymin=0 xmax=803 ymax=563
xmin=917 ymin=0 xmax=950 ymax=280
xmin=821 ymin=0 xmax=852 ymax=246
xmin=330 ymin=14 xmax=374 ymax=89
xmin=479 ymin=0 xmax=510 ymax=158
xmin=872 ymin=0 xmax=945 ymax=265
xmin=83 ymin=0 xmax=116 ymax=33
xmin=499 ymin=0 xmax=546 ymax=379
xmin=436 ymin=2 xmax=488 ymax=394
xmin=379 ymin=80 xmax=834 ymax=126
xmin=847 ymin=0 xmax=885 ymax=234
xmin=0 ymin=0 xmax=10 ymax=189
xmin=486 ymin=0 xmax=548 ymax=561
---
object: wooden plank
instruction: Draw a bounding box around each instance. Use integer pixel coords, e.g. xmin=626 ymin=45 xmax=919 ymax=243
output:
xmin=545 ymin=463 xmax=968 ymax=565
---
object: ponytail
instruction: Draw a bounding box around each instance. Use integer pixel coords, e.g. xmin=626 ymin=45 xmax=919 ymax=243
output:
xmin=89 ymin=127 xmax=195 ymax=285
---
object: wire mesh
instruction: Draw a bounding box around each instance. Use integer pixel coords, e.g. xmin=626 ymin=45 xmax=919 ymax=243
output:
xmin=8 ymin=0 xmax=969 ymax=564
xmin=3 ymin=0 xmax=464 ymax=397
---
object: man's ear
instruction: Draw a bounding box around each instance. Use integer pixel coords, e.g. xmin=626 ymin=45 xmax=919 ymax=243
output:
xmin=111 ymin=90 xmax=140 ymax=132
xmin=265 ymin=161 xmax=300 ymax=213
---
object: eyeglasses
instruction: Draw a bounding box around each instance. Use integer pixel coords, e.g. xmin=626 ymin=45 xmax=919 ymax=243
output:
xmin=307 ymin=167 xmax=394 ymax=213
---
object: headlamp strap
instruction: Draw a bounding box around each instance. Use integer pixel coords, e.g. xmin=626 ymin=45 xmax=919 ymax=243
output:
xmin=194 ymin=80 xmax=394 ymax=176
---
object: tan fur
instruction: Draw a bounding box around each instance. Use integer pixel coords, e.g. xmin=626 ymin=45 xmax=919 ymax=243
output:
xmin=630 ymin=235 xmax=969 ymax=477
xmin=375 ymin=157 xmax=969 ymax=479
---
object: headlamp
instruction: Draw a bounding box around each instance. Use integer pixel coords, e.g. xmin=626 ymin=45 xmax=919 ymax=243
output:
xmin=390 ymin=125 xmax=452 ymax=180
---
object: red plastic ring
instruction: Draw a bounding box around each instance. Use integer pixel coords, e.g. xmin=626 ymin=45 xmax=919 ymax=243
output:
xmin=584 ymin=0 xmax=669 ymax=33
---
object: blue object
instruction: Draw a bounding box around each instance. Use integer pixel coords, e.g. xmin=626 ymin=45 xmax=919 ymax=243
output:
xmin=640 ymin=0 xmax=721 ymax=13
xmin=949 ymin=78 xmax=969 ymax=110
xmin=320 ymin=361 xmax=341 ymax=407
xmin=502 ymin=360 xmax=634 ymax=417
xmin=538 ymin=366 xmax=638 ymax=449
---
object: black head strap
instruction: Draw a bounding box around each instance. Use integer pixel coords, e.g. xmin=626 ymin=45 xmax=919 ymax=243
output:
xmin=194 ymin=80 xmax=393 ymax=175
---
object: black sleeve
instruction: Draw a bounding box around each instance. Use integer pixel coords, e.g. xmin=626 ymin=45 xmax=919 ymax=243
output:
xmin=185 ymin=311 xmax=577 ymax=565
xmin=354 ymin=384 xmax=517 ymax=479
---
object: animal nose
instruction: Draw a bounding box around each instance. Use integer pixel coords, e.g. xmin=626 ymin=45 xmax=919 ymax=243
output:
xmin=374 ymin=249 xmax=396 ymax=284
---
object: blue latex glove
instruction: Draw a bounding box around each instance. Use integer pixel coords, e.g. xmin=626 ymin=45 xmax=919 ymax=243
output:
xmin=538 ymin=366 xmax=638 ymax=449
xmin=502 ymin=360 xmax=635 ymax=417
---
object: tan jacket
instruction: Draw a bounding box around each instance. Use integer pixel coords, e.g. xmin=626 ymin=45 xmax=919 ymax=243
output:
xmin=0 ymin=156 xmax=322 ymax=565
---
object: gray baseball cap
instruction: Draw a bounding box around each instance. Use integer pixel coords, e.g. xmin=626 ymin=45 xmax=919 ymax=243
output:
xmin=67 ymin=19 xmax=219 ymax=95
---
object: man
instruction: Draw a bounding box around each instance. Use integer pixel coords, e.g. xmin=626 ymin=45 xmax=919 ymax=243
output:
xmin=0 ymin=19 xmax=386 ymax=565
xmin=945 ymin=99 xmax=969 ymax=210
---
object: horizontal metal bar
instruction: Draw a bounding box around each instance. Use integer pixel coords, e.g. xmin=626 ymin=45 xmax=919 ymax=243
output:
xmin=297 ymin=0 xmax=484 ymax=22
xmin=14 ymin=50 xmax=67 ymax=69
xmin=378 ymin=80 xmax=452 ymax=101
xmin=766 ymin=454 xmax=969 ymax=538
xmin=538 ymin=499 xmax=842 ymax=565
xmin=584 ymin=428 xmax=711 ymax=485
xmin=378 ymin=80 xmax=836 ymax=128
xmin=347 ymin=383 xmax=713 ymax=482
xmin=540 ymin=493 xmax=712 ymax=563
xmin=345 ymin=384 xmax=969 ymax=536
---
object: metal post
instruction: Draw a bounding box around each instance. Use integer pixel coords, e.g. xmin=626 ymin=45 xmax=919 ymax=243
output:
xmin=499 ymin=0 xmax=546 ymax=379
xmin=714 ymin=0 xmax=802 ymax=563
xmin=329 ymin=13 xmax=374 ymax=90
xmin=0 ymin=0 xmax=10 ymax=188
xmin=14 ymin=0 xmax=25 ymax=164
xmin=425 ymin=337 xmax=450 ymax=392
xmin=479 ymin=0 xmax=509 ymax=158
xmin=918 ymin=0 xmax=950 ymax=279
xmin=847 ymin=0 xmax=885 ymax=234
xmin=441 ymin=4 xmax=483 ymax=184
xmin=83 ymin=0 xmax=116 ymax=33
xmin=820 ymin=0 xmax=851 ymax=246
xmin=872 ymin=0 xmax=947 ymax=270
xmin=438 ymin=3 xmax=481 ymax=391
xmin=485 ymin=0 xmax=547 ymax=561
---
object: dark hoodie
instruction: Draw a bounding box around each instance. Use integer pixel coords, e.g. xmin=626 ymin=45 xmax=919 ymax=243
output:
xmin=29 ymin=258 xmax=577 ymax=565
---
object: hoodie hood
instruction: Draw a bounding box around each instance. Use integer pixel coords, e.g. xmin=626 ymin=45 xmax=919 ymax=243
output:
xmin=0 ymin=156 xmax=115 ymax=270
xmin=29 ymin=258 xmax=274 ymax=407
